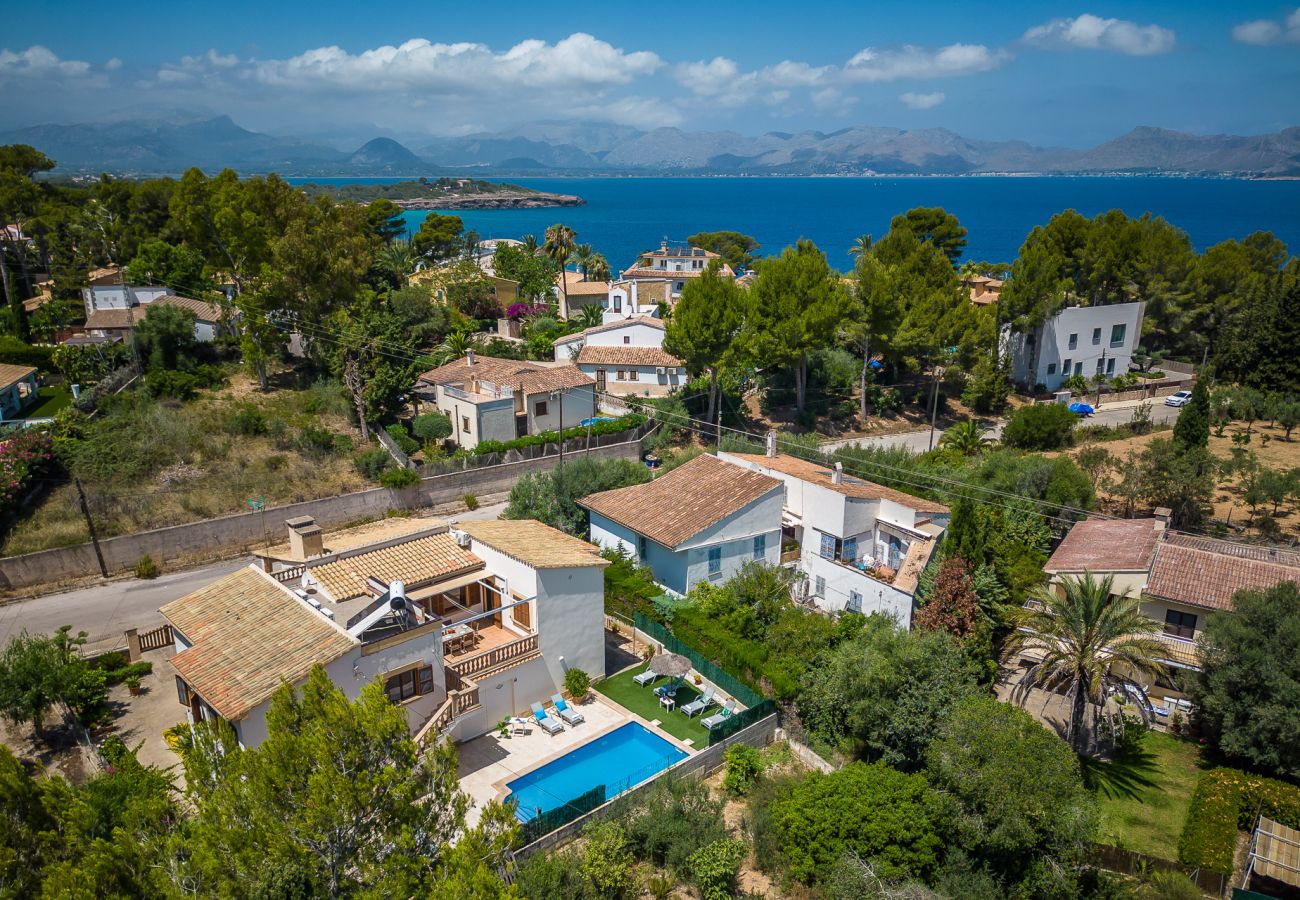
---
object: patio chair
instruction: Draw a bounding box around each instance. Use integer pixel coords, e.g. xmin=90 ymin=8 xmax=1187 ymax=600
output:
xmin=702 ymin=700 xmax=738 ymax=730
xmin=530 ymin=701 xmax=563 ymax=735
xmin=633 ymin=669 xmax=659 ymax=687
xmin=680 ymin=687 xmax=716 ymax=718
xmin=550 ymin=694 xmax=585 ymax=726
xmin=655 ymin=677 xmax=682 ymax=699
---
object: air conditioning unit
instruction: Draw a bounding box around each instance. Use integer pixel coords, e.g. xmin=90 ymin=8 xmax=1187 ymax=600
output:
xmin=452 ymin=529 xmax=471 ymax=548
xmin=655 ymin=367 xmax=666 ymax=375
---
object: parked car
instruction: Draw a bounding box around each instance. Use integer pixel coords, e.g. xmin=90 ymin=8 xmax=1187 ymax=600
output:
xmin=1165 ymin=390 xmax=1194 ymax=408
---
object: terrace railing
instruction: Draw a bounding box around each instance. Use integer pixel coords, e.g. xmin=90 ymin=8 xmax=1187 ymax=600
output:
xmin=447 ymin=633 xmax=540 ymax=680
xmin=417 ymin=670 xmax=481 ymax=743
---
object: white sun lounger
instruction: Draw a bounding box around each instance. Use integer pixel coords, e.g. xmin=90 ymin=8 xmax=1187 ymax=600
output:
xmin=633 ymin=669 xmax=659 ymax=687
xmin=531 ymin=701 xmax=563 ymax=735
xmin=702 ymin=700 xmax=738 ymax=730
xmin=681 ymin=687 xmax=716 ymax=718
xmin=550 ymin=694 xmax=585 ymax=726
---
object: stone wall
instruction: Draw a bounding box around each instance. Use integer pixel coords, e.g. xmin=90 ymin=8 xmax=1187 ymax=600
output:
xmin=0 ymin=438 xmax=642 ymax=590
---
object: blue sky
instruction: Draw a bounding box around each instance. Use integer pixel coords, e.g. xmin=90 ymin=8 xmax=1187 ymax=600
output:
xmin=2 ymin=1 xmax=1298 ymax=147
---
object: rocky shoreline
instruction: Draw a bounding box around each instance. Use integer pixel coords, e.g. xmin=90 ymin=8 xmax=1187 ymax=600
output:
xmin=395 ymin=192 xmax=585 ymax=210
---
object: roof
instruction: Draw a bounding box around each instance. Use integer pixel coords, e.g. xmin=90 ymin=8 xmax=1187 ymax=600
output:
xmin=572 ymin=316 xmax=665 ymax=340
xmin=724 ymin=452 xmax=949 ymax=515
xmin=556 ymin=272 xmax=613 ymax=296
xmin=153 ymin=294 xmax=223 ymax=322
xmin=417 ymin=354 xmax=593 ymax=397
xmin=162 ymin=567 xmax=355 ymax=721
xmin=0 ymin=364 xmax=37 ymax=391
xmin=576 ymin=345 xmax=682 ymax=368
xmin=459 ymin=519 xmax=609 ymax=569
xmin=86 ymin=265 xmax=121 ymax=285
xmin=84 ymin=308 xmax=139 ymax=330
xmin=1045 ymin=518 xmax=1164 ymax=574
xmin=84 ymin=295 xmax=223 ymax=331
xmin=579 ymin=454 xmax=782 ymax=549
xmin=308 ymin=533 xmax=483 ymax=602
xmin=640 ymin=245 xmax=721 ymax=260
xmin=620 ymin=263 xmax=736 ymax=281
xmin=1146 ymin=533 xmax=1300 ymax=611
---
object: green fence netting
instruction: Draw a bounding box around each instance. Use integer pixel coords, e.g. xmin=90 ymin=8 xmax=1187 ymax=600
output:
xmin=633 ymin=613 xmax=766 ymax=709
xmin=519 ymin=783 xmax=606 ymax=845
xmin=707 ymin=699 xmax=776 ymax=746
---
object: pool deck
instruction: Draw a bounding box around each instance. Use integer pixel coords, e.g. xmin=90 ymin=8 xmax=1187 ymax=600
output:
xmin=456 ymin=692 xmax=695 ymax=827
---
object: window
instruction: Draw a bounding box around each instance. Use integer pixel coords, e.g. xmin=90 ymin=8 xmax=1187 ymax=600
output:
xmin=512 ymin=601 xmax=531 ymax=630
xmin=616 ymin=370 xmax=626 ymax=381
xmin=1092 ymin=327 xmax=1102 ymax=345
xmin=612 ymin=296 xmax=622 ymax=312
xmin=1068 ymin=333 xmax=1078 ymax=350
xmin=707 ymin=546 xmax=722 ymax=575
xmin=1047 ymin=363 xmax=1057 ymax=375
xmin=462 ymin=416 xmax=471 ymax=434
xmin=1164 ymin=609 xmax=1197 ymax=640
xmin=535 ymin=400 xmax=548 ymax=417
xmin=638 ymin=535 xmax=647 ymax=558
xmin=1074 ymin=362 xmax=1083 ymax=375
xmin=385 ymin=665 xmax=434 ymax=703
xmin=819 ymin=533 xmax=836 ymax=560
xmin=753 ymin=534 xmax=766 ymax=561
xmin=1110 ymin=323 xmax=1127 ymax=346
xmin=848 ymin=590 xmax=863 ymax=613
xmin=841 ymin=536 xmax=858 ymax=564
xmin=1062 ymin=359 xmax=1071 ymax=376
xmin=623 ymin=335 xmax=630 ymax=344
xmin=1096 ymin=358 xmax=1105 ymax=374
xmin=1107 ymin=357 xmax=1116 ymax=374
xmin=814 ymin=576 xmax=826 ymax=599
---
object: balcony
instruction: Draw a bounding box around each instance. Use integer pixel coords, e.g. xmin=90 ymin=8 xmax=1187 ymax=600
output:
xmin=416 ymin=669 xmax=481 ymax=743
xmin=446 ymin=625 xmax=540 ymax=679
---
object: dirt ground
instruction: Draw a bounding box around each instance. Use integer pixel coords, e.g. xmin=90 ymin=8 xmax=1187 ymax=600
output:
xmin=742 ymin=389 xmax=985 ymax=440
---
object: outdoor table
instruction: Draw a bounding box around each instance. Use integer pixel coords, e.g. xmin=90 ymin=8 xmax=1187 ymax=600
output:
xmin=658 ymin=694 xmax=676 ymax=712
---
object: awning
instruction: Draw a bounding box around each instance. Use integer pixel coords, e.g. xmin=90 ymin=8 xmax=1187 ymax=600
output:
xmin=407 ymin=570 xmax=493 ymax=602
xmin=1248 ymin=817 xmax=1300 ymax=889
xmin=781 ymin=510 xmax=802 ymax=528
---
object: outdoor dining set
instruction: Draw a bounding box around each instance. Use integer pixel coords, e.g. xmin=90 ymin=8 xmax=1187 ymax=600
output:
xmin=635 ymin=652 xmax=738 ymax=730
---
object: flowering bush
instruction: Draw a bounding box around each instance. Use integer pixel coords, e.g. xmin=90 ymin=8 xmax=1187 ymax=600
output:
xmin=1178 ymin=767 xmax=1300 ymax=874
xmin=506 ymin=302 xmax=549 ymax=321
xmin=0 ymin=429 xmax=54 ymax=509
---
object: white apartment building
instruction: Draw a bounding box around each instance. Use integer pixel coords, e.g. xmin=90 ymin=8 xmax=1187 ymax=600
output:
xmin=1005 ymin=301 xmax=1145 ymax=392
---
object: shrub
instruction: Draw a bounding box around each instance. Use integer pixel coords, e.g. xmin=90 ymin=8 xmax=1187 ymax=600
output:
xmin=722 ymin=742 xmax=763 ymax=796
xmin=144 ymin=370 xmax=201 ymax=400
xmin=412 ymin=412 xmax=452 ymax=443
xmin=621 ymin=775 xmax=727 ymax=872
xmin=462 ymin=492 xmax=478 ymax=511
xmin=578 ymin=821 xmax=635 ymax=899
xmin=471 ymin=413 xmax=646 ymax=456
xmin=133 ymin=554 xmax=160 ymax=579
xmin=385 ymin=423 xmax=419 ymax=455
xmin=564 ymin=667 xmax=590 ymax=701
xmin=1001 ymin=403 xmax=1077 ymax=450
xmin=103 ymin=661 xmax=153 ymax=686
xmin=0 ymin=335 xmax=55 ymax=370
xmin=0 ymin=429 xmax=54 ymax=510
xmin=378 ymin=467 xmax=419 ymax=489
xmin=264 ymin=454 xmax=288 ymax=471
xmin=687 ymin=838 xmax=747 ymax=900
xmin=354 ymin=448 xmax=394 ymax=480
xmin=1178 ymin=767 xmax=1300 ymax=875
xmin=296 ymin=425 xmax=337 ymax=459
xmin=224 ymin=403 xmax=267 ymax=436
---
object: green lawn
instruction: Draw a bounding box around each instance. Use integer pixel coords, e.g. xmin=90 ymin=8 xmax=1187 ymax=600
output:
xmin=21 ymin=385 xmax=72 ymax=418
xmin=595 ymin=663 xmax=713 ymax=747
xmin=1085 ymin=730 xmax=1206 ymax=859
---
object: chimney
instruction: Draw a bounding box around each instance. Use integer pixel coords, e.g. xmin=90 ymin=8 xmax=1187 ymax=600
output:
xmin=765 ymin=431 xmax=777 ymax=458
xmin=1153 ymin=507 xmax=1171 ymax=528
xmin=285 ymin=516 xmax=323 ymax=560
xmin=832 ymin=462 xmax=843 ymax=485
xmin=466 ymin=349 xmax=476 ymax=366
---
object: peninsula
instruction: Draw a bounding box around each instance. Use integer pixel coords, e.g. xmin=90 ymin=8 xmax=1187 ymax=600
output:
xmin=297 ymin=177 xmax=584 ymax=209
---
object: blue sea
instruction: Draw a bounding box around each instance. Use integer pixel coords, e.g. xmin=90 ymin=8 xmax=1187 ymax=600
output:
xmin=290 ymin=176 xmax=1300 ymax=270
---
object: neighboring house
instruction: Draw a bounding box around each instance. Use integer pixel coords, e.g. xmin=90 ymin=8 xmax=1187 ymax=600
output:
xmin=1004 ymin=300 xmax=1144 ymax=392
xmin=162 ymin=517 xmax=608 ymax=748
xmin=553 ymin=317 xmax=684 ymax=397
xmin=963 ymin=275 xmax=1003 ymax=306
xmin=721 ymin=445 xmax=948 ymax=623
xmin=82 ymin=295 xmax=226 ymax=343
xmin=0 ymin=364 xmax=39 ymax=420
xmin=579 ymin=453 xmax=783 ymax=596
xmin=82 ymin=279 xmax=170 ymax=317
xmin=554 ymin=272 xmax=612 ymax=320
xmin=1042 ymin=517 xmax=1300 ymax=679
xmin=413 ymin=351 xmax=596 ymax=450
xmin=604 ymin=278 xmax=669 ymax=322
xmin=620 ymin=242 xmax=736 ymax=303
xmin=415 ymin=263 xmax=520 ymax=312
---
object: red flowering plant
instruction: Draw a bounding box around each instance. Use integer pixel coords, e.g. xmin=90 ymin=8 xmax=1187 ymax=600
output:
xmin=0 ymin=429 xmax=55 ymax=509
xmin=506 ymin=302 xmax=549 ymax=321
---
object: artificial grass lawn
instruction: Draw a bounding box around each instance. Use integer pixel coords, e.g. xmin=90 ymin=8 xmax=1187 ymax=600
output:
xmin=595 ymin=662 xmax=712 ymax=747
xmin=1085 ymin=730 xmax=1206 ymax=860
xmin=22 ymin=385 xmax=72 ymax=418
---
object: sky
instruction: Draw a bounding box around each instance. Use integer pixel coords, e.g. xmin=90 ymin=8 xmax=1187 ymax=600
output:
xmin=2 ymin=1 xmax=1299 ymax=148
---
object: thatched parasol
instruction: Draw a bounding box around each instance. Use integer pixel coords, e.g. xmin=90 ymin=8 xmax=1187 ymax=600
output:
xmin=648 ymin=652 xmax=691 ymax=678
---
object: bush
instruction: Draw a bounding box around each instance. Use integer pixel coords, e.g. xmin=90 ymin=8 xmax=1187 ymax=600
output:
xmin=578 ymin=821 xmax=636 ymax=899
xmin=103 ymin=661 xmax=153 ymax=686
xmin=354 ymin=448 xmax=394 ymax=480
xmin=472 ymin=413 xmax=645 ymax=456
xmin=133 ymin=554 xmax=160 ymax=579
xmin=462 ymin=492 xmax=478 ymax=511
xmin=687 ymin=838 xmax=746 ymax=900
xmin=224 ymin=403 xmax=267 ymax=436
xmin=1001 ymin=403 xmax=1077 ymax=450
xmin=0 ymin=335 xmax=55 ymax=370
xmin=297 ymin=425 xmax=337 ymax=459
xmin=411 ymin=412 xmax=452 ymax=443
xmin=144 ymin=370 xmax=201 ymax=401
xmin=621 ymin=775 xmax=727 ymax=872
xmin=378 ymin=467 xmax=419 ymax=489
xmin=564 ymin=667 xmax=590 ymax=701
xmin=385 ymin=423 xmax=419 ymax=455
xmin=1178 ymin=767 xmax=1300 ymax=875
xmin=722 ymin=742 xmax=762 ymax=796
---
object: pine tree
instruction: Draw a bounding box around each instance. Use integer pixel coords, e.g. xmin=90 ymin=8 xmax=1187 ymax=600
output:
xmin=1172 ymin=377 xmax=1210 ymax=450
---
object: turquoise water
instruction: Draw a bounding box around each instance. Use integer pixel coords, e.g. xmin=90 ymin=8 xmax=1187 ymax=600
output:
xmin=290 ymin=175 xmax=1300 ymax=270
xmin=506 ymin=721 xmax=688 ymax=822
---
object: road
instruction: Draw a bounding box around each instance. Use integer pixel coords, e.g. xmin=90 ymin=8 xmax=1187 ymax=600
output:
xmin=0 ymin=500 xmax=510 ymax=653
xmin=822 ymin=396 xmax=1180 ymax=454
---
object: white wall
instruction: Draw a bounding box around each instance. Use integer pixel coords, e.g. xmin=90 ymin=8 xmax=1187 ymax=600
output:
xmin=678 ymin=489 xmax=783 ymax=593
xmin=585 ymin=322 xmax=665 ymax=348
xmin=1008 ymin=301 xmax=1145 ymax=392
xmin=590 ymin=513 xmax=691 ymax=595
xmin=802 ymin=552 xmax=913 ymax=623
xmin=527 ymin=384 xmax=596 ymax=433
xmin=581 ymin=363 xmax=681 ymax=397
xmin=435 ymin=386 xmax=515 ymax=449
xmin=82 ymin=284 xmax=170 ymax=316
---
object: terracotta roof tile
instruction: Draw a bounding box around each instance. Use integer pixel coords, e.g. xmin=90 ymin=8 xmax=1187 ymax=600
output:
xmin=556 ymin=272 xmax=613 ymax=295
xmin=579 ymin=454 xmax=781 ymax=549
xmin=0 ymin=364 xmax=37 ymax=392
xmin=1146 ymin=534 xmax=1300 ymax=611
xmin=724 ymin=452 xmax=949 ymax=515
xmin=416 ymin=355 xmax=593 ymax=397
xmin=1045 ymin=518 xmax=1164 ymax=573
xmin=459 ymin=519 xmax=609 ymax=569
xmin=576 ymin=345 xmax=682 ymax=367
xmin=154 ymin=294 xmax=223 ymax=322
xmin=85 ymin=295 xmax=223 ymax=331
xmin=162 ymin=567 xmax=355 ymax=721
xmin=308 ymin=533 xmax=483 ymax=602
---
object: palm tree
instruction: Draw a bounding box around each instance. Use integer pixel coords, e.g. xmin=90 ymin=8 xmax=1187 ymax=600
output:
xmin=521 ymin=234 xmax=539 ymax=255
xmin=573 ymin=243 xmax=595 ymax=279
xmin=938 ymin=419 xmax=994 ymax=456
xmin=848 ymin=234 xmax=873 ymax=259
xmin=586 ymin=253 xmax=612 ymax=283
xmin=377 ymin=240 xmax=419 ymax=287
xmin=1008 ymin=572 xmax=1169 ymax=754
xmin=435 ymin=329 xmax=480 ymax=365
xmin=577 ymin=304 xmax=604 ymax=329
xmin=544 ymin=223 xmax=577 ymax=316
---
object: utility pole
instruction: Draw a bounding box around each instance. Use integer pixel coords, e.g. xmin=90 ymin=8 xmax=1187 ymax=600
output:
xmin=74 ymin=478 xmax=108 ymax=578
xmin=716 ymin=403 xmax=722 ymax=450
xmin=927 ymin=365 xmax=943 ymax=451
xmin=552 ymin=390 xmax=564 ymax=468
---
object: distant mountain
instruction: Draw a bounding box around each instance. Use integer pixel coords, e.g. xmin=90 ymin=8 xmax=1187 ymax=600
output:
xmin=3 ymin=114 xmax=1297 ymax=177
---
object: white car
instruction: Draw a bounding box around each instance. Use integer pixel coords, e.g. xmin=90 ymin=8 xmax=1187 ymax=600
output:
xmin=1165 ymin=390 xmax=1193 ymax=408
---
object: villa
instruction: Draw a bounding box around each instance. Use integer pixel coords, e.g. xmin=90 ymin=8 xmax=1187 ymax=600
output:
xmin=579 ymin=454 xmax=783 ymax=596
xmin=1004 ymin=300 xmax=1145 ymax=393
xmin=413 ymin=351 xmax=596 ymax=450
xmin=553 ymin=317 xmax=684 ymax=397
xmin=83 ymin=294 xmax=227 ymax=343
xmin=720 ymin=441 xmax=948 ymax=623
xmin=160 ymin=516 xmax=609 ymax=749
xmin=554 ymin=272 xmax=614 ymax=320
xmin=619 ymin=242 xmax=735 ymax=302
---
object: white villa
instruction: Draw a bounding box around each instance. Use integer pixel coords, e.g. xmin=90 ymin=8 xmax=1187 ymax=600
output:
xmin=83 ymin=294 xmax=226 ymax=343
xmin=620 ymin=242 xmax=736 ymax=303
xmin=160 ymin=517 xmax=609 ymax=749
xmin=1004 ymin=300 xmax=1145 ymax=393
xmin=553 ymin=317 xmax=684 ymax=397
xmin=721 ymin=443 xmax=948 ymax=623
xmin=414 ymin=352 xmax=596 ymax=450
xmin=580 ymin=454 xmax=783 ymax=596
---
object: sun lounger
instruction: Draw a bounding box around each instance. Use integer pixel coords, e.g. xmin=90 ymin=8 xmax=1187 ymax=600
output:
xmin=550 ymin=694 xmax=585 ymax=726
xmin=702 ymin=700 xmax=737 ymax=730
xmin=681 ymin=687 xmax=716 ymax=718
xmin=633 ymin=669 xmax=659 ymax=687
xmin=531 ymin=701 xmax=563 ymax=735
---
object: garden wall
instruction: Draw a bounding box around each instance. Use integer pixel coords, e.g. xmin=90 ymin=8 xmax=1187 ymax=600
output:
xmin=0 ymin=438 xmax=642 ymax=590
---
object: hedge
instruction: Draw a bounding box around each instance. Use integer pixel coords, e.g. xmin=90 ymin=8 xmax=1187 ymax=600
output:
xmin=0 ymin=336 xmax=55 ymax=371
xmin=472 ymin=413 xmax=645 ymax=456
xmin=1177 ymin=767 xmax=1300 ymax=875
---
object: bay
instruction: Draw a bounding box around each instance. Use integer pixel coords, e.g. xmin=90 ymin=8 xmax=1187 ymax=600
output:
xmin=289 ymin=176 xmax=1300 ymax=271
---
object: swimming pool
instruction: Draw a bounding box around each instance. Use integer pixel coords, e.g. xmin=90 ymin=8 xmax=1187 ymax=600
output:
xmin=506 ymin=722 xmax=688 ymax=822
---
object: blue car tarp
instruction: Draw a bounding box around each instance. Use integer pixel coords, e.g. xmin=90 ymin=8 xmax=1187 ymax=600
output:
xmin=1068 ymin=402 xmax=1095 ymax=416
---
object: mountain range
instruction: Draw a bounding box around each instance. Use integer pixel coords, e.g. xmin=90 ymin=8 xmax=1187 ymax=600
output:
xmin=3 ymin=115 xmax=1298 ymax=177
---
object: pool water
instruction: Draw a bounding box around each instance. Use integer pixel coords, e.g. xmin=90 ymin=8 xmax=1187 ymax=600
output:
xmin=506 ymin=722 xmax=688 ymax=822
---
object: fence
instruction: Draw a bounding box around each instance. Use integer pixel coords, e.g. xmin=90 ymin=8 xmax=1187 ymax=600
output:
xmin=375 ymin=427 xmax=415 ymax=470
xmin=1091 ymin=844 xmax=1226 ymax=896
xmin=137 ymin=623 xmax=173 ymax=652
xmin=416 ymin=423 xmax=649 ymax=478
xmin=519 ymin=784 xmax=607 ymax=845
xmin=632 ymin=613 xmax=766 ymax=710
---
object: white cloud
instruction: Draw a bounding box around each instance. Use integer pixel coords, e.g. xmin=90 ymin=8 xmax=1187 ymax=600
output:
xmin=0 ymin=45 xmax=91 ymax=78
xmin=1023 ymin=13 xmax=1176 ymax=55
xmin=105 ymin=57 xmax=122 ymax=71
xmin=845 ymin=43 xmax=1007 ymax=81
xmin=1232 ymin=8 xmax=1300 ymax=45
xmin=899 ymin=91 xmax=945 ymax=110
